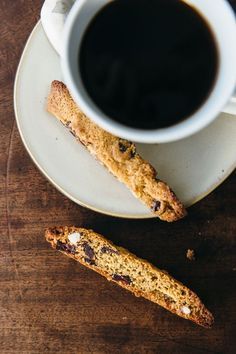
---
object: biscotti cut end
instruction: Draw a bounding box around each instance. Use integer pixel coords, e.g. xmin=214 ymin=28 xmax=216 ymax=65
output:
xmin=45 ymin=226 xmax=214 ymax=328
xmin=47 ymin=80 xmax=187 ymax=222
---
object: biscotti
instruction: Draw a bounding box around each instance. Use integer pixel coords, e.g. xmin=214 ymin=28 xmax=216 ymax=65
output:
xmin=47 ymin=80 xmax=186 ymax=222
xmin=45 ymin=226 xmax=214 ymax=328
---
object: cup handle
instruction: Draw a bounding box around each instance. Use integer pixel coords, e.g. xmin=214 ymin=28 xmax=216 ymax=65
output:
xmin=222 ymin=90 xmax=236 ymax=115
xmin=41 ymin=0 xmax=76 ymax=56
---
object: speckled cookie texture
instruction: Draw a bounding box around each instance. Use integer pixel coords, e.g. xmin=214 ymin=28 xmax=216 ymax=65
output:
xmin=45 ymin=226 xmax=214 ymax=328
xmin=47 ymin=81 xmax=187 ymax=222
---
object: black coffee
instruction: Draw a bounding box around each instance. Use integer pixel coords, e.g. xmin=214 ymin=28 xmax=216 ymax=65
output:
xmin=79 ymin=0 xmax=218 ymax=129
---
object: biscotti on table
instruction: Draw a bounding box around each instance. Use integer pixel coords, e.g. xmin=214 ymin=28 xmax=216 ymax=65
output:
xmin=45 ymin=226 xmax=214 ymax=328
xmin=47 ymin=80 xmax=186 ymax=222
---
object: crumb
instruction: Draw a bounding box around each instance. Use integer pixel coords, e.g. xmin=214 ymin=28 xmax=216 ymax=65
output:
xmin=233 ymin=268 xmax=236 ymax=271
xmin=198 ymin=232 xmax=202 ymax=236
xmin=122 ymin=316 xmax=128 ymax=320
xmin=186 ymin=249 xmax=195 ymax=261
xmin=207 ymin=220 xmax=210 ymax=224
xmin=222 ymin=169 xmax=224 ymax=173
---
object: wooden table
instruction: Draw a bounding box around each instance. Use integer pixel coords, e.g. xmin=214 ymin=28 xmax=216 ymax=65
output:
xmin=0 ymin=1 xmax=235 ymax=353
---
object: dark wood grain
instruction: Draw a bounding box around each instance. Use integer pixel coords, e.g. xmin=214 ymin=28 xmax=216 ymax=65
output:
xmin=0 ymin=1 xmax=235 ymax=353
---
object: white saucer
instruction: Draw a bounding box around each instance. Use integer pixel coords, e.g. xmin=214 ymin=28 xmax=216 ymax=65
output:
xmin=14 ymin=22 xmax=236 ymax=219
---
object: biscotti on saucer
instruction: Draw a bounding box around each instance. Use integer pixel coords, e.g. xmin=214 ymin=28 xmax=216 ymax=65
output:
xmin=47 ymin=80 xmax=186 ymax=222
xmin=45 ymin=226 xmax=213 ymax=328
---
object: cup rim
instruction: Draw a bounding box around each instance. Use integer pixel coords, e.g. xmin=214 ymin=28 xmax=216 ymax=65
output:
xmin=61 ymin=0 xmax=236 ymax=143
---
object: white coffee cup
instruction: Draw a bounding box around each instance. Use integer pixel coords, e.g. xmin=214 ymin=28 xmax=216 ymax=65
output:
xmin=58 ymin=0 xmax=236 ymax=143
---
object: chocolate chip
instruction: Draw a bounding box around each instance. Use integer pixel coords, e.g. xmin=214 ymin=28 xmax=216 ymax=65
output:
xmin=151 ymin=200 xmax=161 ymax=212
xmin=119 ymin=142 xmax=128 ymax=152
xmin=52 ymin=228 xmax=61 ymax=235
xmin=56 ymin=240 xmax=76 ymax=254
xmin=130 ymin=149 xmax=136 ymax=158
xmin=65 ymin=121 xmax=71 ymax=127
xmin=83 ymin=242 xmax=95 ymax=260
xmin=84 ymin=258 xmax=96 ymax=266
xmin=164 ymin=294 xmax=175 ymax=304
xmin=112 ymin=274 xmax=132 ymax=285
xmin=101 ymin=246 xmax=119 ymax=255
xmin=119 ymin=140 xmax=136 ymax=158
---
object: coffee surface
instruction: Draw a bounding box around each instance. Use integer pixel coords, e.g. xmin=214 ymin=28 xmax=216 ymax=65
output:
xmin=79 ymin=0 xmax=218 ymax=129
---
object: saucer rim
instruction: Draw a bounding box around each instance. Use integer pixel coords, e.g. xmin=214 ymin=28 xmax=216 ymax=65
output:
xmin=14 ymin=21 xmax=236 ymax=219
